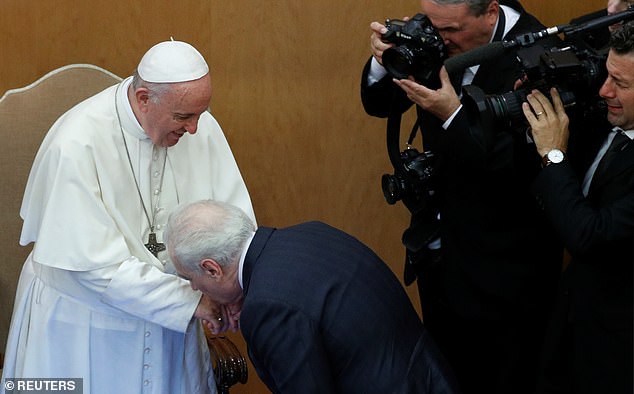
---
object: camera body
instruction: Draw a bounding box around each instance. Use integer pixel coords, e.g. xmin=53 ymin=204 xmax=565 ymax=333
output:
xmin=381 ymin=13 xmax=447 ymax=87
xmin=379 ymin=13 xmax=444 ymax=211
xmin=463 ymin=43 xmax=607 ymax=129
xmin=382 ymin=148 xmax=436 ymax=212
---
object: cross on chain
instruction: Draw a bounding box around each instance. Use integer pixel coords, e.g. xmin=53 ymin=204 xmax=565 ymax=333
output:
xmin=145 ymin=232 xmax=166 ymax=257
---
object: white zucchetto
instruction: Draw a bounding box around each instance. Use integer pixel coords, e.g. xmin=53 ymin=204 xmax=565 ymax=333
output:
xmin=137 ymin=40 xmax=209 ymax=83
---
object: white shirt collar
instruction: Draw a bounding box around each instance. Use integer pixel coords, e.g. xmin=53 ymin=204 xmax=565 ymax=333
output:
xmin=466 ymin=4 xmax=521 ymax=79
xmin=498 ymin=5 xmax=521 ymax=41
xmin=238 ymin=231 xmax=256 ymax=289
xmin=615 ymin=126 xmax=634 ymax=139
xmin=453 ymin=6 xmax=522 ymax=126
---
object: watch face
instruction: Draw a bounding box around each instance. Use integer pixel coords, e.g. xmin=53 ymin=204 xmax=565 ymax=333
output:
xmin=548 ymin=149 xmax=565 ymax=163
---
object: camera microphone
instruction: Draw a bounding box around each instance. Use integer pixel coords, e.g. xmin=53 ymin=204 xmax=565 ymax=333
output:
xmin=443 ymin=41 xmax=506 ymax=75
xmin=444 ymin=5 xmax=634 ymax=75
xmin=443 ymin=25 xmax=566 ymax=75
xmin=564 ymin=6 xmax=634 ymax=36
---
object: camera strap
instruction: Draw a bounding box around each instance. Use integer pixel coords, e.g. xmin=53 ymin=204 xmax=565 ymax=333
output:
xmin=386 ymin=107 xmax=440 ymax=261
xmin=386 ymin=108 xmax=425 ymax=182
xmin=386 ymin=109 xmax=406 ymax=175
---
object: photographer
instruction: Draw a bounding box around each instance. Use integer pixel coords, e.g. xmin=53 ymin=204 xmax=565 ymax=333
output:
xmin=522 ymin=22 xmax=633 ymax=394
xmin=361 ymin=1 xmax=562 ymax=393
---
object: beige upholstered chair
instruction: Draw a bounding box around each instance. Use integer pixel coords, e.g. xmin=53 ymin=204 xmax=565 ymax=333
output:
xmin=0 ymin=64 xmax=123 ymax=359
xmin=0 ymin=65 xmax=247 ymax=392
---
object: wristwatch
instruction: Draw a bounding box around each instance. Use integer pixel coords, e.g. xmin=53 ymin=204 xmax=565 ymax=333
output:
xmin=541 ymin=149 xmax=566 ymax=167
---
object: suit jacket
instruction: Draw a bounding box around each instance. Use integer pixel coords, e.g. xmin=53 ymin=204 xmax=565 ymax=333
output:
xmin=532 ymin=132 xmax=634 ymax=394
xmin=360 ymin=0 xmax=562 ymax=320
xmin=240 ymin=222 xmax=459 ymax=394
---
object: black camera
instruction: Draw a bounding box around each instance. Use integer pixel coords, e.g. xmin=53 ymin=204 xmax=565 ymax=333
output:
xmin=381 ymin=13 xmax=447 ymax=87
xmin=382 ymin=148 xmax=436 ymax=209
xmin=462 ymin=43 xmax=607 ymax=130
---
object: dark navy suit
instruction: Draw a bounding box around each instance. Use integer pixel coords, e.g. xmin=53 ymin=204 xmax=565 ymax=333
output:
xmin=240 ymin=222 xmax=458 ymax=394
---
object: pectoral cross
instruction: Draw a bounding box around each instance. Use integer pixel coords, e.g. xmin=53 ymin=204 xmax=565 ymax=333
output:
xmin=145 ymin=232 xmax=166 ymax=257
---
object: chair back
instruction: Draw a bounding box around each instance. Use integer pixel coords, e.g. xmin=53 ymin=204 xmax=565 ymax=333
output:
xmin=0 ymin=64 xmax=122 ymax=355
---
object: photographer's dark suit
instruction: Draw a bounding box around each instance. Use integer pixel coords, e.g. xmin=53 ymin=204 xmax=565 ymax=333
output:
xmin=240 ymin=222 xmax=459 ymax=394
xmin=532 ymin=129 xmax=634 ymax=394
xmin=360 ymin=1 xmax=562 ymax=393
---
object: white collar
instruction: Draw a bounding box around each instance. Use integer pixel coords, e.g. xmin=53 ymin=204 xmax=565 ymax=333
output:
xmin=115 ymin=77 xmax=150 ymax=140
xmin=466 ymin=5 xmax=521 ymax=77
xmin=615 ymin=127 xmax=634 ymax=140
xmin=238 ymin=231 xmax=256 ymax=289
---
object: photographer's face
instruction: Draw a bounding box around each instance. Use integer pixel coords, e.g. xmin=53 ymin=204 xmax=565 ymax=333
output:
xmin=600 ymin=50 xmax=634 ymax=130
xmin=421 ymin=0 xmax=498 ymax=57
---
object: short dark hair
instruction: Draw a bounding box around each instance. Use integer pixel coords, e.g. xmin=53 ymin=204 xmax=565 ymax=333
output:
xmin=610 ymin=20 xmax=634 ymax=54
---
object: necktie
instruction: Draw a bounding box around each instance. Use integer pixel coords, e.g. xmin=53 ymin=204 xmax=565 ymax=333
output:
xmin=592 ymin=130 xmax=630 ymax=187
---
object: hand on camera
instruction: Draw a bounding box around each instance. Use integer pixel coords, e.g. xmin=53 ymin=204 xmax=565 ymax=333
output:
xmin=392 ymin=66 xmax=461 ymax=122
xmin=522 ymin=88 xmax=570 ymax=157
xmin=370 ymin=21 xmax=392 ymax=65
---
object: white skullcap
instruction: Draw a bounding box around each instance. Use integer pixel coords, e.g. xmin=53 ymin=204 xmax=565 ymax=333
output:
xmin=137 ymin=40 xmax=209 ymax=83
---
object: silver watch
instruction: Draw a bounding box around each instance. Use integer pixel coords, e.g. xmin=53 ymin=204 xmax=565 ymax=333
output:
xmin=542 ymin=149 xmax=566 ymax=167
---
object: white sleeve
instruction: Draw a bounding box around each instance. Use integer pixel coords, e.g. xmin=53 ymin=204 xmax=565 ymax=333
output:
xmin=442 ymin=104 xmax=464 ymax=130
xmin=75 ymin=256 xmax=202 ymax=333
xmin=367 ymin=57 xmax=389 ymax=85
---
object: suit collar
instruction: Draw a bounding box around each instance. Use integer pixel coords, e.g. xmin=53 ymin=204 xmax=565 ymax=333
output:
xmin=500 ymin=0 xmax=524 ymax=14
xmin=242 ymin=226 xmax=275 ymax=295
xmin=590 ymin=136 xmax=634 ymax=192
xmin=588 ymin=131 xmax=634 ymax=196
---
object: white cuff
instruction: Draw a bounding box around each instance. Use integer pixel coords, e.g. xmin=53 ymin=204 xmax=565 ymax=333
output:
xmin=442 ymin=104 xmax=463 ymax=130
xmin=367 ymin=57 xmax=389 ymax=85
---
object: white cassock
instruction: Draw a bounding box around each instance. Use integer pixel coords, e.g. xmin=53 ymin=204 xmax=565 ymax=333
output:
xmin=1 ymin=77 xmax=255 ymax=394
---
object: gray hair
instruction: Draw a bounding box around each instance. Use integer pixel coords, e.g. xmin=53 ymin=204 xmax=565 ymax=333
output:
xmin=164 ymin=200 xmax=256 ymax=275
xmin=430 ymin=0 xmax=496 ymax=16
xmin=131 ymin=70 xmax=172 ymax=104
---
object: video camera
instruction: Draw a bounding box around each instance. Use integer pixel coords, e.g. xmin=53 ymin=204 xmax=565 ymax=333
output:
xmin=381 ymin=6 xmax=634 ymax=209
xmin=462 ymin=43 xmax=608 ymax=131
xmin=378 ymin=7 xmax=634 ymax=269
xmin=460 ymin=6 xmax=634 ymax=130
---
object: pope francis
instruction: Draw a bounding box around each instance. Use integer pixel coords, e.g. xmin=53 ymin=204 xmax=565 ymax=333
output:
xmin=1 ymin=40 xmax=255 ymax=393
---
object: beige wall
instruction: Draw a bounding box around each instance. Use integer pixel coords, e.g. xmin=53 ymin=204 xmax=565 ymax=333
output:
xmin=0 ymin=1 xmax=606 ymax=392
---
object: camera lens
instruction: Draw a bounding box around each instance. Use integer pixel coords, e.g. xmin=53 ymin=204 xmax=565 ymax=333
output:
xmin=383 ymin=46 xmax=416 ymax=80
xmin=382 ymin=174 xmax=404 ymax=205
xmin=487 ymin=90 xmax=525 ymax=122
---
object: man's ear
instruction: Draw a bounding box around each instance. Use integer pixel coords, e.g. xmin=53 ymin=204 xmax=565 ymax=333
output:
xmin=134 ymin=88 xmax=151 ymax=113
xmin=486 ymin=1 xmax=500 ymax=25
xmin=200 ymin=259 xmax=223 ymax=278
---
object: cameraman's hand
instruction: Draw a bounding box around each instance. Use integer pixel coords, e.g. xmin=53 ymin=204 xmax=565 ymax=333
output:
xmin=522 ymin=88 xmax=569 ymax=157
xmin=370 ymin=21 xmax=393 ymax=65
xmin=393 ymin=66 xmax=461 ymax=121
